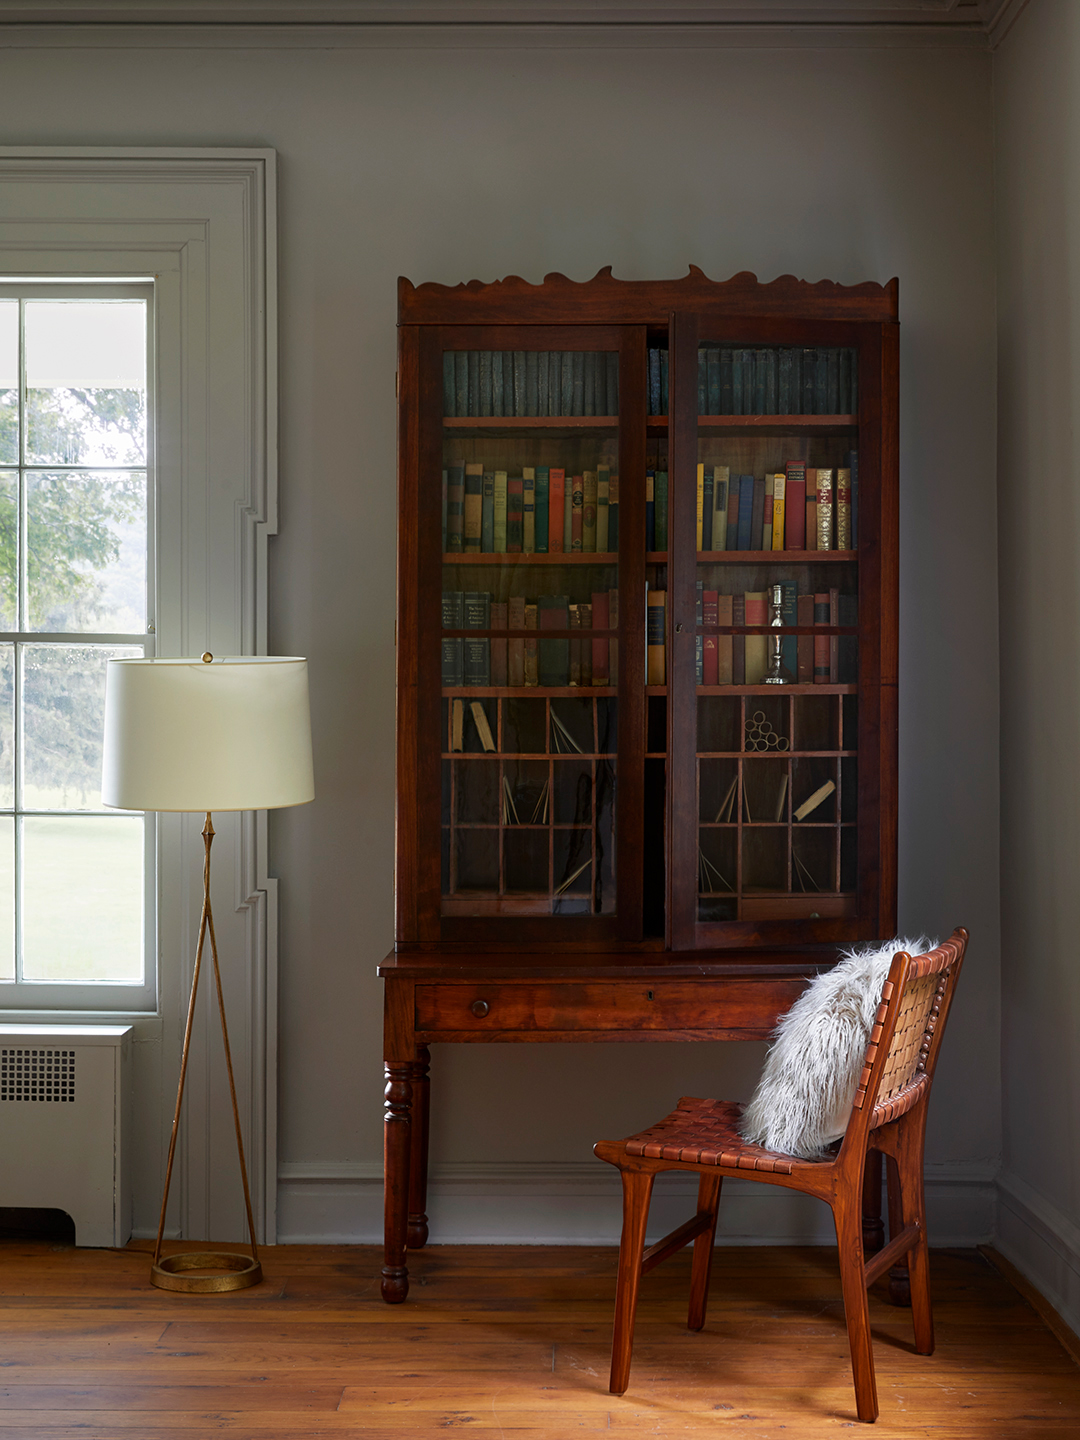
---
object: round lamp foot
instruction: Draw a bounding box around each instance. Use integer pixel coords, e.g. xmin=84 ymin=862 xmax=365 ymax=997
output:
xmin=151 ymin=1251 xmax=262 ymax=1293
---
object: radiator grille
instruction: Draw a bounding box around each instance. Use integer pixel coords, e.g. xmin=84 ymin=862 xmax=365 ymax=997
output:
xmin=1 ymin=1049 xmax=76 ymax=1103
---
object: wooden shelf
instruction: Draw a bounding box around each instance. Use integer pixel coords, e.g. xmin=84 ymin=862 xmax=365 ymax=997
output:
xmin=694 ymin=549 xmax=857 ymax=563
xmin=443 ymin=416 xmax=618 ymax=432
xmin=646 ymin=414 xmax=857 ymax=431
xmin=697 ymin=684 xmax=856 ymax=695
xmin=443 ymin=552 xmax=618 ymax=565
xmin=443 ymin=686 xmax=616 ymax=698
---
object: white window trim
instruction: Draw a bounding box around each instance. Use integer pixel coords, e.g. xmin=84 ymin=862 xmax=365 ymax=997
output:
xmin=0 ymin=147 xmax=280 ymax=1245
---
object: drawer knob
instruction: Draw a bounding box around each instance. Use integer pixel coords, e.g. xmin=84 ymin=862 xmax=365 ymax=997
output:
xmin=470 ymin=999 xmax=490 ymax=1018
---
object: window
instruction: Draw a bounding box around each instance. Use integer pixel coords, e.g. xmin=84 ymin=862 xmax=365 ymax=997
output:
xmin=0 ymin=285 xmax=153 ymax=1002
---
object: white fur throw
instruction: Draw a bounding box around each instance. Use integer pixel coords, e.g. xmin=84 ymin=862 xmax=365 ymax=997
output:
xmin=739 ymin=937 xmax=936 ymax=1160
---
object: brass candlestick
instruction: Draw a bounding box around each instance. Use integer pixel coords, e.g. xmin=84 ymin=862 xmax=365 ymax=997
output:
xmin=763 ymin=583 xmax=788 ymax=685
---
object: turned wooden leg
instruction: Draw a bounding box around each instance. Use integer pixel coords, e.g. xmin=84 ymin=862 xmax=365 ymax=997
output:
xmin=407 ymin=1045 xmax=431 ymax=1250
xmin=381 ymin=1061 xmax=413 ymax=1304
xmin=861 ymin=1149 xmax=885 ymax=1257
xmin=884 ymin=1151 xmax=911 ymax=1307
xmin=687 ymin=1173 xmax=722 ymax=1332
xmin=834 ymin=1197 xmax=879 ymax=1424
xmin=609 ymin=1168 xmax=654 ymax=1396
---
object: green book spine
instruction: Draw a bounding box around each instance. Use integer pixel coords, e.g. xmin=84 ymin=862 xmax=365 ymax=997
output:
xmin=654 ymin=471 xmax=668 ymax=551
xmin=481 ymin=471 xmax=494 ymax=553
xmin=478 ymin=351 xmax=492 ymax=418
xmin=493 ymin=471 xmax=508 ymax=553
xmin=780 ymin=580 xmax=798 ymax=678
xmin=523 ymin=468 xmax=536 ymax=554
xmin=467 ymin=351 xmax=480 ymax=417
xmin=535 ymin=467 xmax=550 ymax=553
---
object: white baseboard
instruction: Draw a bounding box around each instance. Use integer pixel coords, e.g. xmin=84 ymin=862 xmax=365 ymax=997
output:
xmin=995 ymin=1172 xmax=1080 ymax=1339
xmin=276 ymin=1160 xmax=996 ymax=1248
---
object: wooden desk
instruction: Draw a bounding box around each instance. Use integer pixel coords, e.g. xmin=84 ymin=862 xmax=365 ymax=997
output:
xmin=379 ymin=948 xmax=847 ymax=1304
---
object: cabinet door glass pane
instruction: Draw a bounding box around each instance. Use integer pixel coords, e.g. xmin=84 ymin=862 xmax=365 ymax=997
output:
xmin=0 ymin=303 xmax=16 ymax=465
xmin=693 ymin=340 xmax=859 ymax=926
xmin=440 ymin=347 xmax=618 ymax=918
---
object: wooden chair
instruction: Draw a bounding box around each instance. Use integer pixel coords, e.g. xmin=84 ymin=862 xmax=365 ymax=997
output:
xmin=593 ymin=929 xmax=968 ymax=1425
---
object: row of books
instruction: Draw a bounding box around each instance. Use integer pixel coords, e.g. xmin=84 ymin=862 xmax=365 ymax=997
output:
xmin=689 ymin=458 xmax=858 ymax=553
xmin=444 ymin=464 xmax=619 ymax=555
xmin=442 ymin=589 xmax=619 ymax=689
xmin=443 ymin=350 xmax=619 ymax=419
xmin=646 ymin=346 xmax=859 ymax=416
xmin=644 ymin=588 xmax=857 ymax=686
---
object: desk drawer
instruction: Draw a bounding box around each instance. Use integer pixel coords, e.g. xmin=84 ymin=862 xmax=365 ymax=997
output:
xmin=414 ymin=980 xmax=804 ymax=1037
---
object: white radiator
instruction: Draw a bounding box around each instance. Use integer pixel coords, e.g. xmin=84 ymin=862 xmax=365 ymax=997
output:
xmin=0 ymin=1025 xmax=132 ymax=1247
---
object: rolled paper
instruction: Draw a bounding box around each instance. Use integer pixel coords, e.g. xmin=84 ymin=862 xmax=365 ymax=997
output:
xmin=778 ymin=737 xmax=790 ymax=751
xmin=753 ymin=710 xmax=766 ymax=723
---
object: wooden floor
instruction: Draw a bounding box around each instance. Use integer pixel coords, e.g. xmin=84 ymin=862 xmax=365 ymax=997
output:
xmin=0 ymin=1240 xmax=1076 ymax=1437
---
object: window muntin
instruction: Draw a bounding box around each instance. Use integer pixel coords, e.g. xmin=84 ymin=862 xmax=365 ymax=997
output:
xmin=0 ymin=291 xmax=152 ymax=992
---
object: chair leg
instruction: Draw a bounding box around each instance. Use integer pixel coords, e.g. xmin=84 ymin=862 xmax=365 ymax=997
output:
xmin=687 ymin=1173 xmax=722 ymax=1332
xmin=896 ymin=1131 xmax=934 ymax=1355
xmin=833 ymin=1197 xmax=879 ymax=1424
xmin=884 ymin=1152 xmax=911 ymax=1307
xmin=609 ymin=1167 xmax=655 ymax=1396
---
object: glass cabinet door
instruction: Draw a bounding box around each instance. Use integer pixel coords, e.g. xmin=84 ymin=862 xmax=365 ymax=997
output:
xmin=668 ymin=318 xmax=870 ymax=947
xmin=429 ymin=327 xmax=643 ymax=937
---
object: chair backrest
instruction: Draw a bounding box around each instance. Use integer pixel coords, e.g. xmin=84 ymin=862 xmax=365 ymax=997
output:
xmin=846 ymin=929 xmax=968 ymax=1139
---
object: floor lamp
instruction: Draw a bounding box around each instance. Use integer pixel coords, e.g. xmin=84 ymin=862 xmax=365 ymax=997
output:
xmin=101 ymin=653 xmax=314 ymax=1293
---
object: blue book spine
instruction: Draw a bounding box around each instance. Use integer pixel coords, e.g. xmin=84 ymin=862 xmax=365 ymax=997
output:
xmin=707 ymin=348 xmax=721 ymax=415
xmin=481 ymin=471 xmax=495 ymax=553
xmin=731 ymin=351 xmax=744 ymax=415
xmin=491 ymin=351 xmax=504 ymax=417
xmin=720 ymin=348 xmax=732 ymax=414
xmin=454 ymin=353 xmax=469 ymax=417
xmin=560 ymin=353 xmax=574 ymax=414
xmin=736 ymin=475 xmax=755 ymax=550
xmin=549 ymin=352 xmax=561 ymax=415
xmin=660 ymin=350 xmax=669 ymax=413
xmin=535 ymin=467 xmax=550 ymax=554
xmin=443 ymin=354 xmax=455 ymax=416
xmin=583 ymin=353 xmax=596 ymax=417
xmin=467 ymin=351 xmax=480 ymax=417
xmin=606 ymin=352 xmax=619 ymax=415
xmin=478 ymin=351 xmax=492 ymax=417
xmin=765 ymin=349 xmax=778 ymax=413
xmin=537 ymin=351 xmax=548 ymax=418
xmin=526 ymin=351 xmax=539 ymax=417
xmin=648 ymin=349 xmax=661 ymax=415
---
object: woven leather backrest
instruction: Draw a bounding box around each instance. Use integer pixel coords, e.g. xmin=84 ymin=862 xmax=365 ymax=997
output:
xmin=850 ymin=934 xmax=965 ymax=1126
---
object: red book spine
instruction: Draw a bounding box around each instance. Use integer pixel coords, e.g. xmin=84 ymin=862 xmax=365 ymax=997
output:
xmin=571 ymin=474 xmax=584 ymax=551
xmin=813 ymin=591 xmax=830 ymax=684
xmin=785 ymin=462 xmax=806 ymax=549
xmin=548 ymin=469 xmax=565 ymax=553
xmin=716 ymin=593 xmax=733 ymax=684
xmin=732 ymin=594 xmax=746 ymax=685
xmin=591 ymin=591 xmax=610 ymax=685
xmin=702 ymin=589 xmax=719 ymax=686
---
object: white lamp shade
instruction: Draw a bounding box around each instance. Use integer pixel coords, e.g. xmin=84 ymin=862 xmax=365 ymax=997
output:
xmin=101 ymin=656 xmax=315 ymax=813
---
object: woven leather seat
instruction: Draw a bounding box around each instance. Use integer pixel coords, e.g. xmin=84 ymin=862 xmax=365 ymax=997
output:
xmin=624 ymin=1097 xmax=829 ymax=1173
xmin=594 ymin=929 xmax=968 ymax=1426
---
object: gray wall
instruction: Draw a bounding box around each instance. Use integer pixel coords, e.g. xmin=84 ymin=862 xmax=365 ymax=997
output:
xmin=995 ymin=0 xmax=1080 ymax=1333
xmin=0 ymin=26 xmax=1001 ymax=1242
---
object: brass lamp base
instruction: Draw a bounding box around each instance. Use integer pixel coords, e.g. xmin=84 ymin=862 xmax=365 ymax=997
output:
xmin=151 ymin=1251 xmax=263 ymax=1293
xmin=152 ymin=812 xmax=262 ymax=1291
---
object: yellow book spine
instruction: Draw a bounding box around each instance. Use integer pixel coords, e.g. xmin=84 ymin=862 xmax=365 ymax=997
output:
xmin=696 ymin=463 xmax=704 ymax=552
xmin=772 ymin=472 xmax=786 ymax=550
xmin=816 ymin=467 xmax=834 ymax=551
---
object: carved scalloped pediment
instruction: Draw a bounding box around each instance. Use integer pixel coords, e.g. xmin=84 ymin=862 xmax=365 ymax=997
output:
xmin=398 ymin=266 xmax=899 ymax=324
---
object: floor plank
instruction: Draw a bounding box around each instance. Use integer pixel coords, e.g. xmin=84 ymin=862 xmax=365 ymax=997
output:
xmin=0 ymin=1241 xmax=1074 ymax=1437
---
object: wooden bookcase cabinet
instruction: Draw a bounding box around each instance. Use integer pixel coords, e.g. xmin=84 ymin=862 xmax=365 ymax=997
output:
xmin=381 ymin=270 xmax=898 ymax=1305
xmin=395 ymin=269 xmax=898 ymax=954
